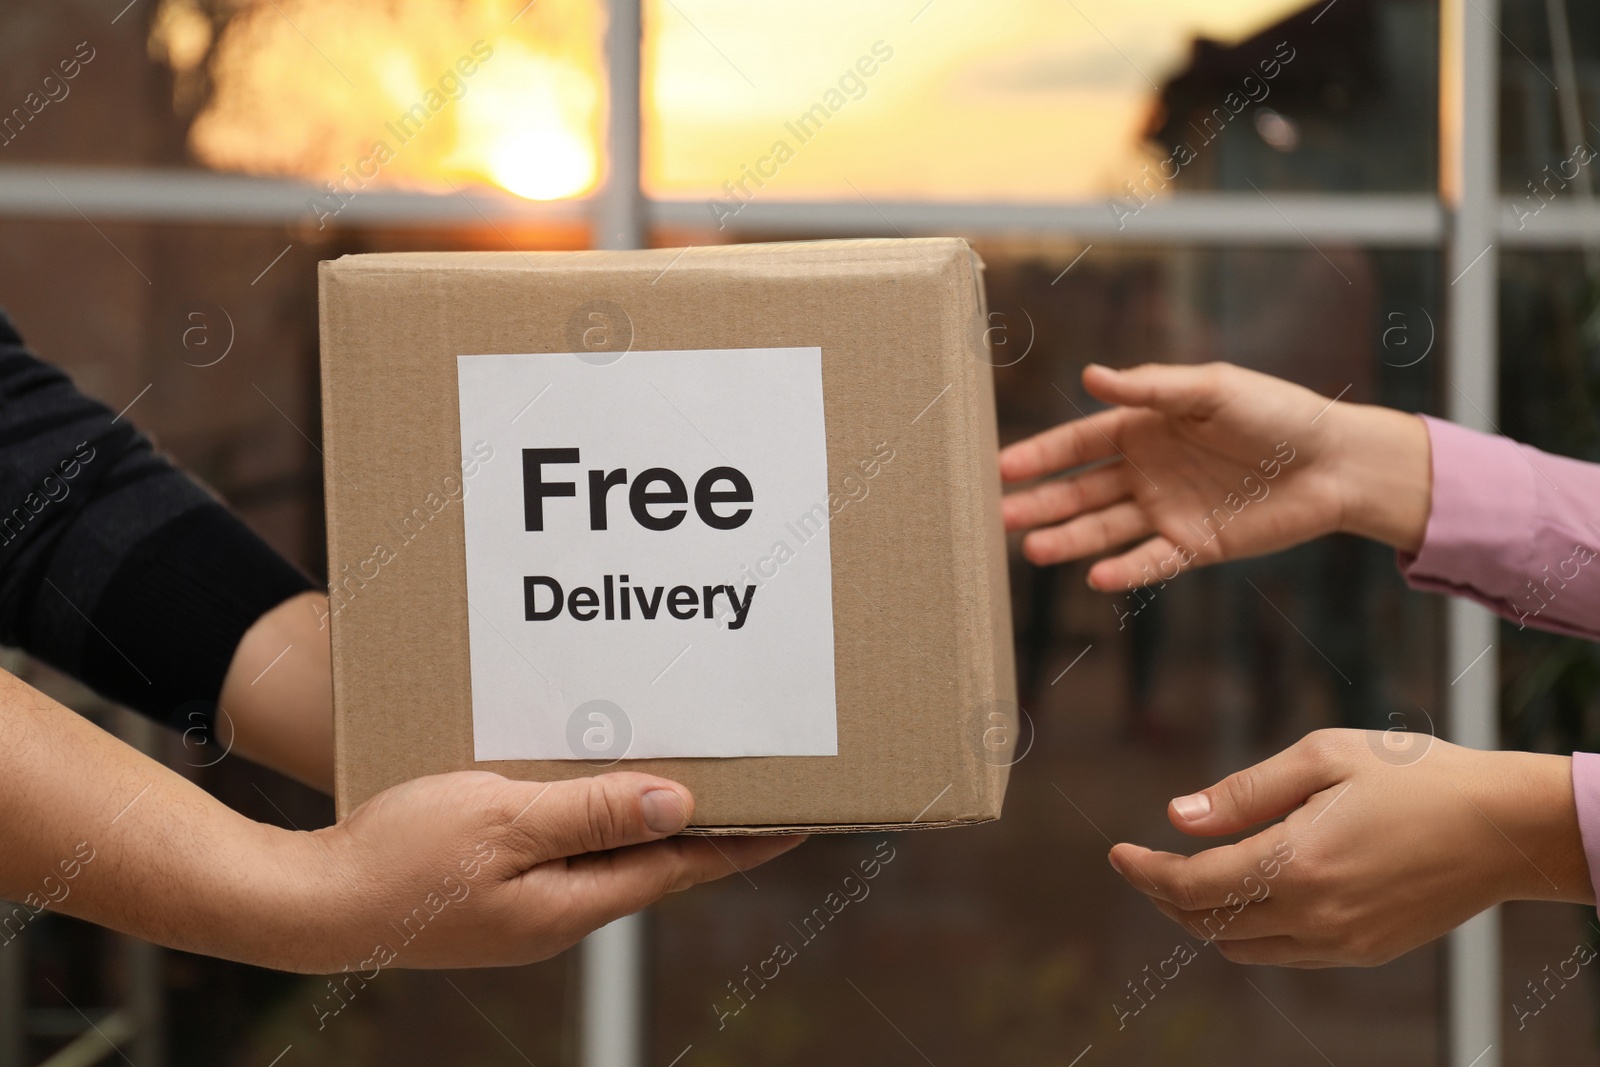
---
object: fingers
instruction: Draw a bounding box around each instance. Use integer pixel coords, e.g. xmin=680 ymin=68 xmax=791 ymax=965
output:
xmin=501 ymin=772 xmax=698 ymax=864
xmin=1084 ymin=534 xmax=1187 ymax=592
xmin=1166 ymin=731 xmax=1348 ymax=837
xmin=999 ymin=363 xmax=1234 ymax=482
xmin=999 ymin=408 xmax=1129 ymax=483
xmin=1213 ymin=936 xmax=1337 ymax=968
xmin=1020 ymin=501 xmax=1151 ymax=566
xmin=1116 ymin=839 xmax=1341 ymax=967
xmin=560 ymin=834 xmax=807 ymax=929
xmin=1109 ymin=837 xmax=1293 ymax=912
xmin=1147 ymin=896 xmax=1288 ymax=943
xmin=1001 ymin=462 xmax=1128 ymax=532
xmin=1081 ymin=362 xmax=1231 ymax=417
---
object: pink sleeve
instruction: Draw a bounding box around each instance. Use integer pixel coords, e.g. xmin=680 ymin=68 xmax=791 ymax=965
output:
xmin=1575 ymin=753 xmax=1600 ymax=900
xmin=1399 ymin=415 xmax=1600 ymax=640
xmin=1400 ymin=416 xmax=1600 ymax=902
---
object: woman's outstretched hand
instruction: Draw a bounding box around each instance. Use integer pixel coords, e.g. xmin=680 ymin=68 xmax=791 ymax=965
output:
xmin=999 ymin=362 xmax=1433 ymax=590
xmin=1106 ymin=729 xmax=1593 ymax=967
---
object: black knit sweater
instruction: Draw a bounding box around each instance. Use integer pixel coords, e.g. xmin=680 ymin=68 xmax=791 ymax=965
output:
xmin=0 ymin=309 xmax=314 ymax=729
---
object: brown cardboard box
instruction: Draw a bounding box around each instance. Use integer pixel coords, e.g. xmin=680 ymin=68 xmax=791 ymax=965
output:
xmin=318 ymin=238 xmax=1016 ymax=832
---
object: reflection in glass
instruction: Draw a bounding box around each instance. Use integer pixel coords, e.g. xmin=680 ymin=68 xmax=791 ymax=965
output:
xmin=646 ymin=0 xmax=1437 ymax=203
xmin=148 ymin=0 xmax=604 ymax=200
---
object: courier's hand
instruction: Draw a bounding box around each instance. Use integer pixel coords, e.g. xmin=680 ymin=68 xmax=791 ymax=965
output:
xmin=289 ymin=770 xmax=801 ymax=973
xmin=999 ymin=362 xmax=1432 ymax=589
xmin=1106 ymin=729 xmax=1592 ymax=968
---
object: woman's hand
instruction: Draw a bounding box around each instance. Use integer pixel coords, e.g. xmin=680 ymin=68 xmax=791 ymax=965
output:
xmin=284 ymin=770 xmax=803 ymax=973
xmin=1000 ymin=362 xmax=1433 ymax=590
xmin=1107 ymin=729 xmax=1593 ymax=967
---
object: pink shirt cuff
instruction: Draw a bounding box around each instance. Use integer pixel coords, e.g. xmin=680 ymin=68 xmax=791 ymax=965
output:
xmin=1398 ymin=416 xmax=1536 ymax=600
xmin=1573 ymin=753 xmax=1600 ymax=901
xmin=1399 ymin=415 xmax=1600 ymax=639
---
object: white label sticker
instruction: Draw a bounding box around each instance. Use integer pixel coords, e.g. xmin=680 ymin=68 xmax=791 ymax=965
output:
xmin=456 ymin=348 xmax=838 ymax=761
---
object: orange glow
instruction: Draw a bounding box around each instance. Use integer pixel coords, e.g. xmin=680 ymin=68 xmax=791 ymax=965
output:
xmin=486 ymin=128 xmax=595 ymax=200
xmin=644 ymin=0 xmax=1313 ymax=202
xmin=451 ymin=39 xmax=599 ymax=201
xmin=160 ymin=0 xmax=1319 ymax=206
xmin=154 ymin=0 xmax=603 ymax=201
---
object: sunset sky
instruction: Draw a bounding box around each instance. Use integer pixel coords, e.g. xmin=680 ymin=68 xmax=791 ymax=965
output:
xmin=644 ymin=0 xmax=1311 ymax=201
xmin=167 ymin=0 xmax=1310 ymax=203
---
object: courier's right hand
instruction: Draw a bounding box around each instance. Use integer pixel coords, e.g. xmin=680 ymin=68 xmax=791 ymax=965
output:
xmin=284 ymin=770 xmax=801 ymax=973
xmin=999 ymin=362 xmax=1433 ymax=590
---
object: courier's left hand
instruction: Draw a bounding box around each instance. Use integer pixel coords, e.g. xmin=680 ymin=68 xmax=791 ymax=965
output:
xmin=1107 ymin=729 xmax=1594 ymax=967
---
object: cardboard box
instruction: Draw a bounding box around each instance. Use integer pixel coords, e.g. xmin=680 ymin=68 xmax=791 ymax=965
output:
xmin=318 ymin=238 xmax=1016 ymax=832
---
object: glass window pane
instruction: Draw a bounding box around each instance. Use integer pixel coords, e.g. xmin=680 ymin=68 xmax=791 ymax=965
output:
xmin=649 ymin=238 xmax=1444 ymax=1066
xmin=644 ymin=0 xmax=1438 ymax=204
xmin=1497 ymin=0 xmax=1600 ymax=201
xmin=0 ymin=2 xmax=189 ymax=166
xmin=1 ymin=1 xmax=606 ymax=204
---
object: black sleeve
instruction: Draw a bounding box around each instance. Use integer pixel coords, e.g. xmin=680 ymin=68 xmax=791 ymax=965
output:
xmin=0 ymin=309 xmax=315 ymax=729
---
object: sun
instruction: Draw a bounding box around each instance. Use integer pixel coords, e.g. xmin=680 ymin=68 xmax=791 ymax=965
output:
xmin=487 ymin=126 xmax=597 ymax=201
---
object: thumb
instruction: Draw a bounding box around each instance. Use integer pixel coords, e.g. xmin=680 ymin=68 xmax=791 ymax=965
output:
xmin=502 ymin=772 xmax=695 ymax=863
xmin=1083 ymin=361 xmax=1231 ymax=418
xmin=1167 ymin=731 xmax=1345 ymax=836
